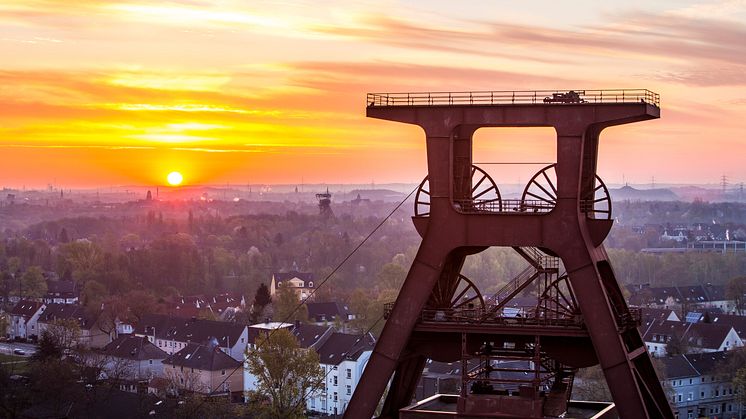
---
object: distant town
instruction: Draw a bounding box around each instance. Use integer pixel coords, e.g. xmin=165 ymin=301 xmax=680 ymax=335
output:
xmin=2 ymin=184 xmax=746 ymax=418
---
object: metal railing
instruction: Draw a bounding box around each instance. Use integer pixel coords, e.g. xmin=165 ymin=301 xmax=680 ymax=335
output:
xmin=419 ymin=307 xmax=585 ymax=328
xmin=367 ymin=89 xmax=659 ymax=108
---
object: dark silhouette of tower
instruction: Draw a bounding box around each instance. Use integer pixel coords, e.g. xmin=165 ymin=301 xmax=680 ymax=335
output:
xmin=316 ymin=187 xmax=333 ymax=218
xmin=346 ymin=89 xmax=672 ymax=419
xmin=146 ymin=190 xmax=152 ymax=201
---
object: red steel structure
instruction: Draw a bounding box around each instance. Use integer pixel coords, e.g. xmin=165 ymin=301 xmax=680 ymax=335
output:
xmin=345 ymin=90 xmax=673 ymax=418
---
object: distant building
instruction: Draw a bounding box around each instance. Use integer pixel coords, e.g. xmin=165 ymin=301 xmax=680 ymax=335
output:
xmin=43 ymin=280 xmax=79 ymax=305
xmin=133 ymin=314 xmax=248 ymax=361
xmin=100 ymin=335 xmax=168 ymax=388
xmin=37 ymin=303 xmax=110 ymax=348
xmin=242 ymin=321 xmax=375 ymax=416
xmin=270 ymin=271 xmax=315 ymax=301
xmin=627 ymin=284 xmax=735 ymax=313
xmin=8 ymin=300 xmax=45 ymax=340
xmin=307 ymin=301 xmax=356 ymax=325
xmin=162 ymin=341 xmax=242 ymax=396
xmin=641 ymin=319 xmax=742 ymax=357
xmin=661 ymin=351 xmax=740 ymax=418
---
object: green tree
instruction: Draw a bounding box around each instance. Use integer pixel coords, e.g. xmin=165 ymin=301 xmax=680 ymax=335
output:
xmin=81 ymin=279 xmax=108 ymax=308
xmin=727 ymin=276 xmax=746 ymax=314
xmin=376 ymin=262 xmax=407 ymax=291
xmin=272 ymin=286 xmax=308 ymax=323
xmin=250 ymin=283 xmax=272 ymax=323
xmin=20 ymin=266 xmax=47 ymax=299
xmin=246 ymin=328 xmax=324 ymax=419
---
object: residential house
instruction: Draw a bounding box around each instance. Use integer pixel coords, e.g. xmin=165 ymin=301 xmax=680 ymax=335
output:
xmin=243 ymin=321 xmax=320 ymax=392
xmin=270 ymin=271 xmax=315 ymax=301
xmin=43 ymin=280 xmax=79 ymax=305
xmin=642 ymin=320 xmax=742 ymax=357
xmin=37 ymin=303 xmax=110 ymax=348
xmin=100 ymin=335 xmax=168 ymax=391
xmin=307 ymin=302 xmax=355 ymax=326
xmin=628 ymin=284 xmax=735 ymax=314
xmin=308 ymin=331 xmax=375 ymax=416
xmin=162 ymin=341 xmax=242 ymax=396
xmin=133 ymin=314 xmax=248 ymax=361
xmin=8 ymin=299 xmax=45 ymax=340
xmin=662 ymin=351 xmax=740 ymax=418
xmin=162 ymin=293 xmax=246 ymax=321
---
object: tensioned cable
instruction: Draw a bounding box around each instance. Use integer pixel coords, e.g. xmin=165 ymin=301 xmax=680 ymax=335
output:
xmin=191 ymin=185 xmax=417 ymax=411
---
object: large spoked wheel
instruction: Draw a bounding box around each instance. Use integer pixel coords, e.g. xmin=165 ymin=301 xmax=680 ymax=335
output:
xmin=521 ymin=164 xmax=611 ymax=219
xmin=430 ymin=274 xmax=485 ymax=310
xmin=414 ymin=177 xmax=431 ymax=217
xmin=414 ymin=165 xmax=502 ymax=216
xmin=462 ymin=165 xmax=502 ymax=212
xmin=581 ymin=175 xmax=612 ymax=220
xmin=537 ymin=274 xmax=579 ymax=320
xmin=451 ymin=275 xmax=485 ymax=310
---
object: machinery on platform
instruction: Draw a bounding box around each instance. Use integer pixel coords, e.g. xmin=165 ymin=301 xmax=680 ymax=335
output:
xmin=345 ymin=89 xmax=672 ymax=419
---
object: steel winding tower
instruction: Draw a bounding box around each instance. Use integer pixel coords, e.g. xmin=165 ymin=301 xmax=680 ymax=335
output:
xmin=346 ymin=90 xmax=673 ymax=418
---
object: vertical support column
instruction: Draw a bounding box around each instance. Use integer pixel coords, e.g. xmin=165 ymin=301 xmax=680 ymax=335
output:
xmin=453 ymin=125 xmax=475 ymax=201
xmin=345 ymin=127 xmax=458 ymax=419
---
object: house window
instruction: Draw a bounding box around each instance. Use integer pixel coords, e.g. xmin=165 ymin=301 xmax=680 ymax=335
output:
xmin=149 ymin=360 xmax=153 ymax=365
xmin=241 ymin=338 xmax=244 ymax=343
xmin=222 ymin=370 xmax=226 ymax=376
xmin=334 ymin=392 xmax=338 ymax=402
xmin=701 ymin=391 xmax=705 ymax=398
xmin=346 ymin=368 xmax=351 ymax=379
xmin=346 ymin=385 xmax=351 ymax=396
xmin=677 ymin=394 xmax=682 ymax=402
xmin=333 ymin=376 xmax=338 ymax=386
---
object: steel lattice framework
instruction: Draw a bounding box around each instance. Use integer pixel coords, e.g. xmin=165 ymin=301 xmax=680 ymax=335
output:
xmin=345 ymin=89 xmax=673 ymax=419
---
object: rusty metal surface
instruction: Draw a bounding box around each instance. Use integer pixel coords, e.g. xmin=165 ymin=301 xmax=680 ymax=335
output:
xmin=344 ymin=93 xmax=672 ymax=419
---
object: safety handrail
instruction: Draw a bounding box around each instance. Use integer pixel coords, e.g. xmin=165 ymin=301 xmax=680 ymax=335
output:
xmin=368 ymin=89 xmax=660 ymax=108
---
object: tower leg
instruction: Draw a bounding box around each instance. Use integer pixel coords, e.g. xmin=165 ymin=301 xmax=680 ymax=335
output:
xmin=564 ymin=248 xmax=673 ymax=419
xmin=344 ymin=238 xmax=453 ymax=419
xmin=379 ymin=353 xmax=428 ymax=417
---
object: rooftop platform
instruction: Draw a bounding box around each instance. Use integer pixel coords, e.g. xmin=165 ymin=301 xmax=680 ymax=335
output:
xmin=399 ymin=394 xmax=616 ymax=419
xmin=368 ymin=89 xmax=659 ymax=108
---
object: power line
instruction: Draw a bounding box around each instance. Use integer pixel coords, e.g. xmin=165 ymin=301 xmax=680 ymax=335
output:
xmin=192 ymin=185 xmax=417 ymax=411
xmin=291 ymin=314 xmax=385 ymax=415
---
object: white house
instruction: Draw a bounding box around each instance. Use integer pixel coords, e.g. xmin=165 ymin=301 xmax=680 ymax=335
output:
xmin=133 ymin=314 xmax=248 ymax=361
xmin=270 ymin=271 xmax=315 ymax=301
xmin=8 ymin=300 xmax=45 ymax=340
xmin=307 ymin=332 xmax=375 ymax=416
xmin=100 ymin=335 xmax=168 ymax=388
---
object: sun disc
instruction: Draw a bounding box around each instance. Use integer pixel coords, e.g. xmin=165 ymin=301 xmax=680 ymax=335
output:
xmin=167 ymin=171 xmax=183 ymax=186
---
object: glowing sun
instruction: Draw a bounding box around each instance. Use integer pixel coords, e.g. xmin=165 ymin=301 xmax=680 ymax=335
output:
xmin=167 ymin=171 xmax=183 ymax=186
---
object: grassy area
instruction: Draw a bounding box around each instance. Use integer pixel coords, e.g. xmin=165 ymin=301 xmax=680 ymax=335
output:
xmin=0 ymin=353 xmax=31 ymax=374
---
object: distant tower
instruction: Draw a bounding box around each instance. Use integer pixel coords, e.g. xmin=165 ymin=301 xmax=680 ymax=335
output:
xmin=316 ymin=187 xmax=333 ymax=218
xmin=721 ymin=174 xmax=728 ymax=196
xmin=146 ymin=190 xmax=152 ymax=201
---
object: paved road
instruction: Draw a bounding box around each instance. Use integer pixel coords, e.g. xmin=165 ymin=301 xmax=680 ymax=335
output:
xmin=0 ymin=342 xmax=38 ymax=356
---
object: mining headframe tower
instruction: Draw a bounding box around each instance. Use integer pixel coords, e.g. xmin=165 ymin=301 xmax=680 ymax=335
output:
xmin=345 ymin=89 xmax=672 ymax=419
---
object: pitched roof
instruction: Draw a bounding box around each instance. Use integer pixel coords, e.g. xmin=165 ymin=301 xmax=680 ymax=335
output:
xmin=307 ymin=302 xmax=352 ymax=322
xmin=273 ymin=271 xmax=314 ymax=282
xmin=10 ymin=300 xmax=44 ymax=318
xmin=291 ymin=323 xmax=332 ymax=349
xmin=642 ymin=319 xmax=737 ymax=350
xmin=134 ymin=314 xmax=246 ymax=348
xmin=685 ymin=322 xmax=736 ymax=350
xmin=660 ymin=355 xmax=699 ymax=379
xmin=316 ymin=332 xmax=375 ymax=365
xmin=45 ymin=280 xmax=78 ymax=296
xmin=162 ymin=342 xmax=240 ymax=371
xmin=102 ymin=335 xmax=168 ymax=361
xmin=710 ymin=314 xmax=746 ymax=338
xmin=640 ymin=307 xmax=680 ymax=324
xmin=685 ymin=351 xmax=731 ymax=375
xmin=38 ymin=303 xmax=98 ymax=330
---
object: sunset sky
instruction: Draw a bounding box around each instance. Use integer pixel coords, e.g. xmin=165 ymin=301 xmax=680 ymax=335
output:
xmin=1 ymin=0 xmax=745 ymax=188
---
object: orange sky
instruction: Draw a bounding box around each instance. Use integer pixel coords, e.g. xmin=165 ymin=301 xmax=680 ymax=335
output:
xmin=1 ymin=1 xmax=745 ymax=188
